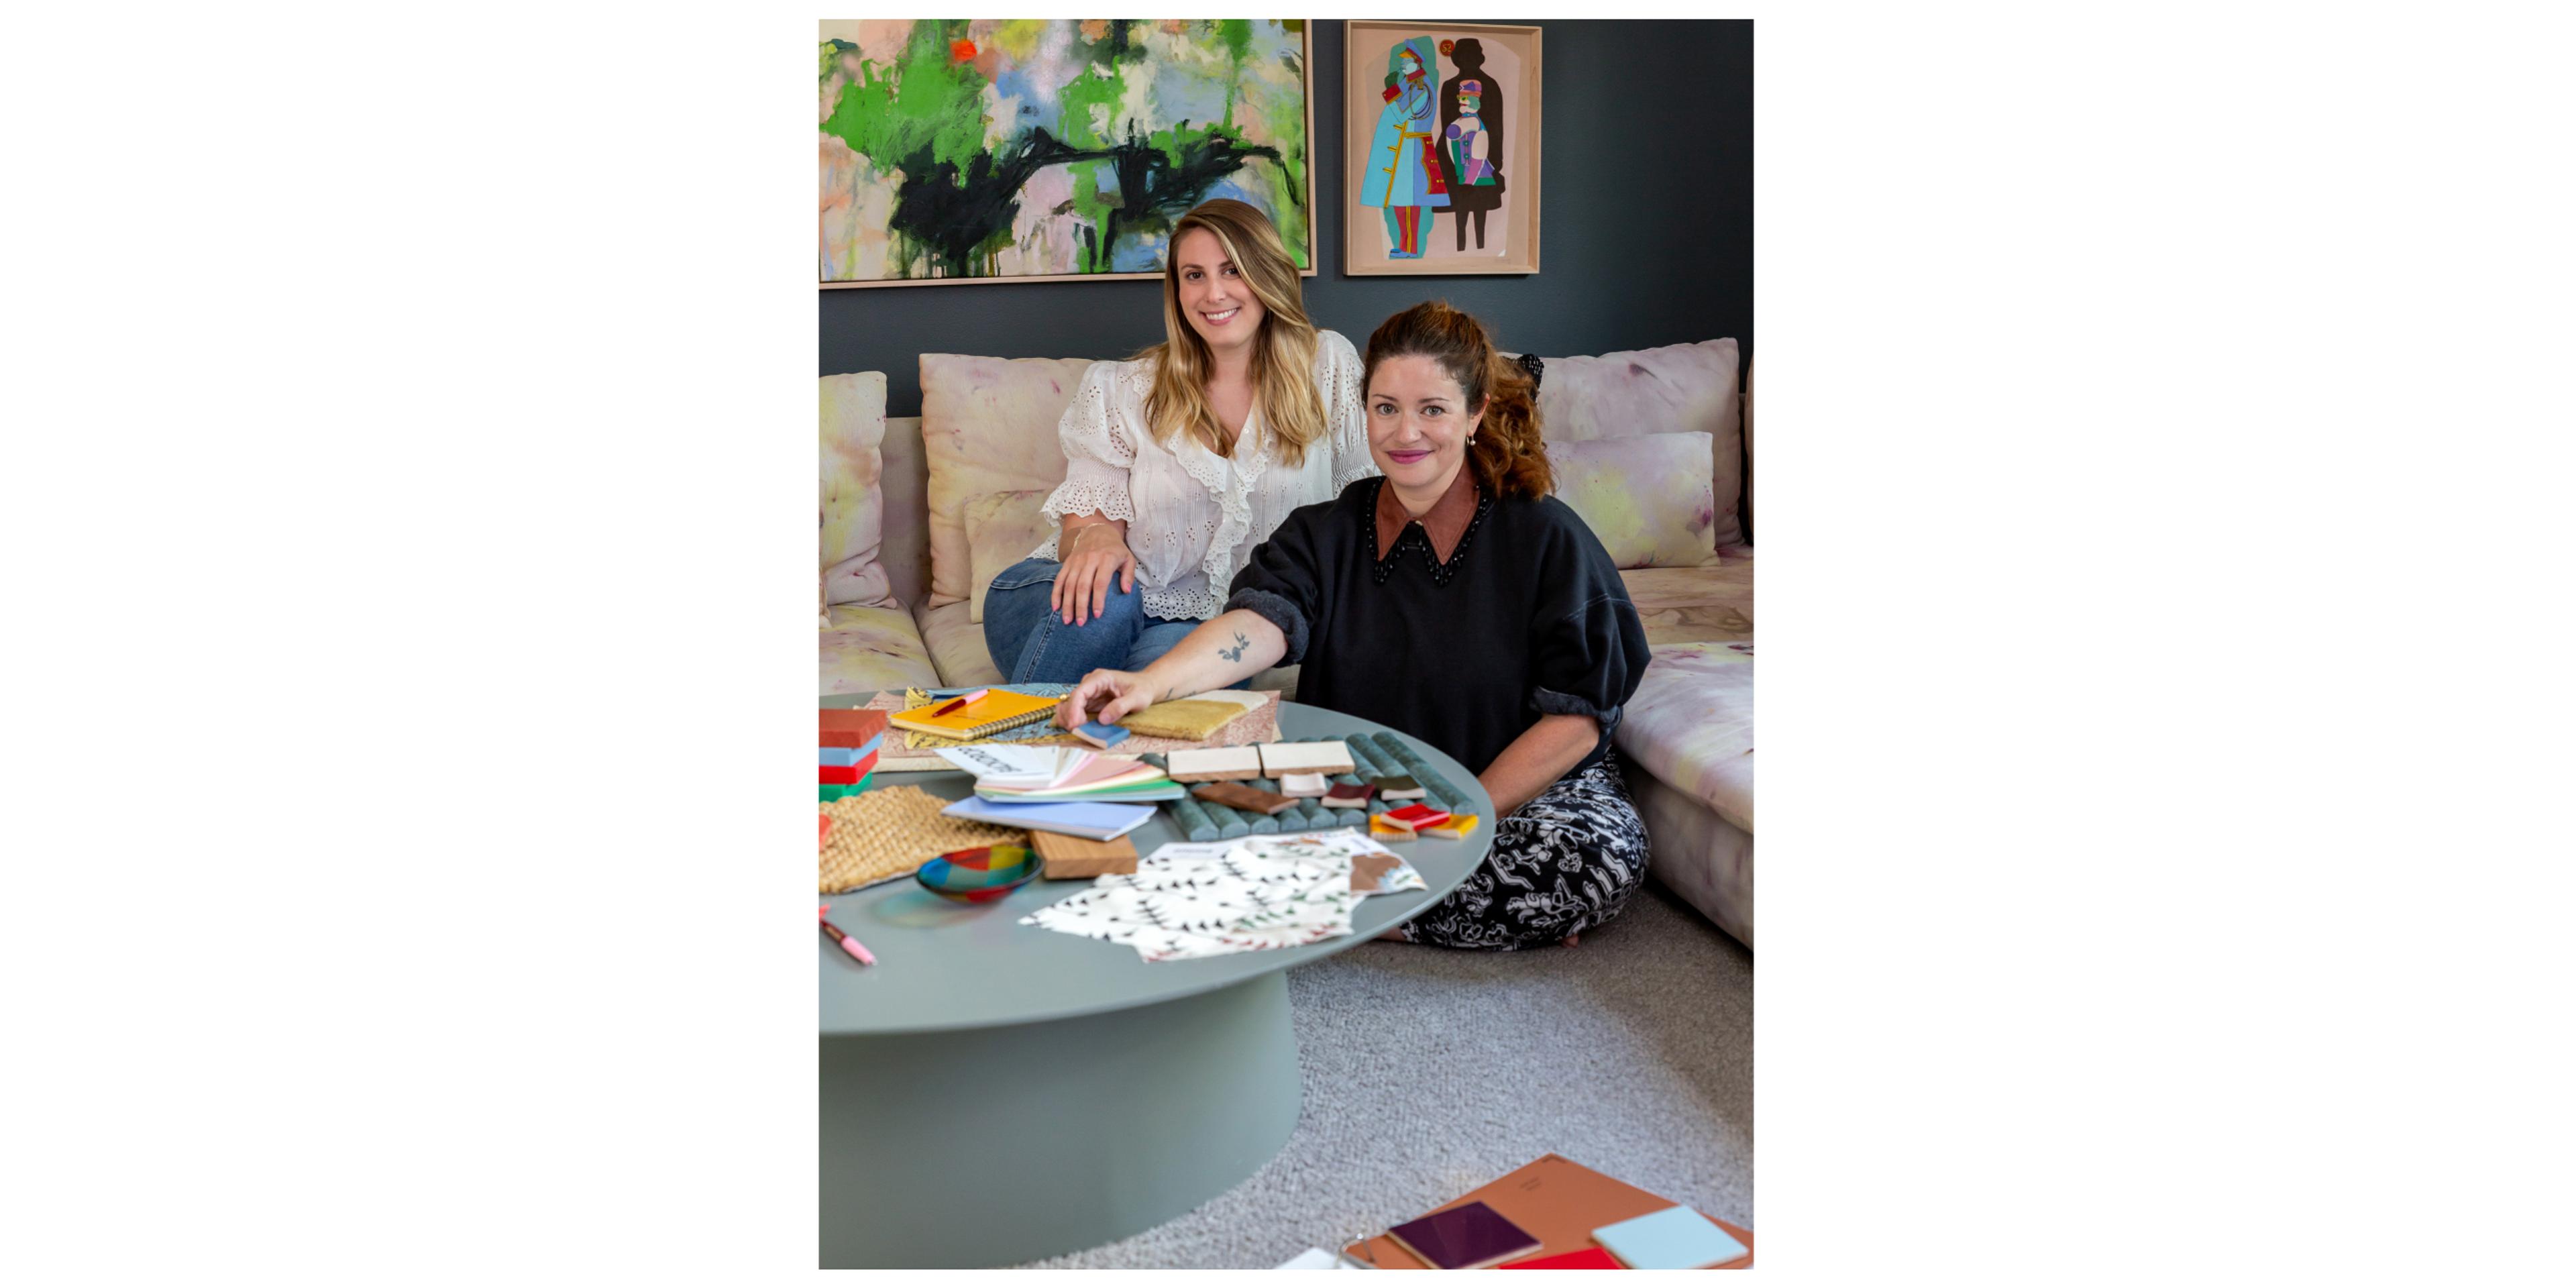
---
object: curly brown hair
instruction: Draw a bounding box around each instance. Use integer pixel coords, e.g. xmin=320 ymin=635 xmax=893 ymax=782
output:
xmin=1360 ymin=301 xmax=1550 ymax=501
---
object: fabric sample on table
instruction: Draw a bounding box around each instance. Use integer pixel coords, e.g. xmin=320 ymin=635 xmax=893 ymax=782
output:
xmin=1020 ymin=841 xmax=1360 ymax=961
xmin=1235 ymin=830 xmax=1425 ymax=896
xmin=1119 ymin=698 xmax=1252 ymax=741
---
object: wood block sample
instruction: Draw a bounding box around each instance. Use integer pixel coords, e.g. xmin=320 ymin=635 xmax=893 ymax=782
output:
xmin=1192 ymin=782 xmax=1296 ymax=815
xmin=1030 ymin=830 xmax=1140 ymax=879
xmin=1258 ymin=740 xmax=1356 ymax=777
xmin=1167 ymin=745 xmax=1264 ymax=782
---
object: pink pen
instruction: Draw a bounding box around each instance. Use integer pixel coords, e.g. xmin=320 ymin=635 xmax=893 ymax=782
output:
xmin=930 ymin=688 xmax=989 ymax=716
xmin=818 ymin=903 xmax=875 ymax=966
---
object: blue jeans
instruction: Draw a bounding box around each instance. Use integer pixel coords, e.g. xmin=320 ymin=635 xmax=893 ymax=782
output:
xmin=981 ymin=556 xmax=1203 ymax=684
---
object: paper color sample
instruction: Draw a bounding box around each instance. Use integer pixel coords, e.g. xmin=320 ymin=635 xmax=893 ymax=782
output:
xmin=1343 ymin=1153 xmax=1753 ymax=1271
xmin=940 ymin=796 xmax=1157 ymax=841
xmin=1591 ymin=1205 xmax=1750 ymax=1269
xmin=1386 ymin=1201 xmax=1541 ymax=1270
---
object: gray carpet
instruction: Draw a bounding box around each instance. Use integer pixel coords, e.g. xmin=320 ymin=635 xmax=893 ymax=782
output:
xmin=1020 ymin=881 xmax=1755 ymax=1269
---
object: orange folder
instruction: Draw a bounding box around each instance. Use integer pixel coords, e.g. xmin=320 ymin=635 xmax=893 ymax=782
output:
xmin=1343 ymin=1153 xmax=1753 ymax=1270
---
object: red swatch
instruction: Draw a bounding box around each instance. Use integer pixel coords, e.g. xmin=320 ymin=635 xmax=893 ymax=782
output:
xmin=1499 ymin=1245 xmax=1622 ymax=1269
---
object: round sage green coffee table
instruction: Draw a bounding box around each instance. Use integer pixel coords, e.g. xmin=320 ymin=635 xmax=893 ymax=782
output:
xmin=817 ymin=696 xmax=1494 ymax=1269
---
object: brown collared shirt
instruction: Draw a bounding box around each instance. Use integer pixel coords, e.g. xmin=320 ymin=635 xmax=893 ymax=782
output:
xmin=1373 ymin=462 xmax=1481 ymax=563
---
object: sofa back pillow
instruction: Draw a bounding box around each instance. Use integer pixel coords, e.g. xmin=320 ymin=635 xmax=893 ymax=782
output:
xmin=878 ymin=416 xmax=933 ymax=613
xmin=1533 ymin=338 xmax=1743 ymax=547
xmin=1548 ymin=433 xmax=1721 ymax=569
xmin=820 ymin=372 xmax=893 ymax=608
xmin=963 ymin=489 xmax=1059 ymax=625
xmin=919 ymin=354 xmax=1094 ymax=610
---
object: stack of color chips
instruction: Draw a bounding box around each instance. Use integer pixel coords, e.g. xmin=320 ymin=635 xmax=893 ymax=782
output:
xmin=820 ymin=708 xmax=889 ymax=801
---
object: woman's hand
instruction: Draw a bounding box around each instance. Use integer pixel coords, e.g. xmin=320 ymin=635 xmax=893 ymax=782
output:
xmin=1059 ymin=668 xmax=1161 ymax=729
xmin=1053 ymin=522 xmax=1137 ymax=627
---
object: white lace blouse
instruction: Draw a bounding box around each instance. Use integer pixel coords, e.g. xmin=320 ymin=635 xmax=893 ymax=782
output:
xmin=1032 ymin=329 xmax=1377 ymax=621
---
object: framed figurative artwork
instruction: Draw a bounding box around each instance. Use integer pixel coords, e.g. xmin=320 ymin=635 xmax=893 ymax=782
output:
xmin=1343 ymin=21 xmax=1541 ymax=276
xmin=819 ymin=19 xmax=1316 ymax=288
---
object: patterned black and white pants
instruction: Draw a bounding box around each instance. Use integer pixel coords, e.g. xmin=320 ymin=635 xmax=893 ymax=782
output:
xmin=1395 ymin=750 xmax=1652 ymax=951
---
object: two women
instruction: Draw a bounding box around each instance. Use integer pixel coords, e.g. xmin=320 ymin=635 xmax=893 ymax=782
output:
xmin=1053 ymin=300 xmax=1655 ymax=953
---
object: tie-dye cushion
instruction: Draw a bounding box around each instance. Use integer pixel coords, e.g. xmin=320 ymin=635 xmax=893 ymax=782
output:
xmin=1549 ymin=433 xmax=1720 ymax=568
xmin=820 ymin=602 xmax=940 ymax=697
xmin=919 ymin=354 xmax=1093 ymax=610
xmin=964 ymin=488 xmax=1057 ymax=624
xmin=1532 ymin=338 xmax=1744 ymax=547
xmin=821 ymin=372 xmax=894 ymax=608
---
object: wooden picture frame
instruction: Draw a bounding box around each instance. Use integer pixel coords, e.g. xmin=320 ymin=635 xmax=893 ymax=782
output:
xmin=819 ymin=20 xmax=1318 ymax=288
xmin=1343 ymin=21 xmax=1541 ymax=276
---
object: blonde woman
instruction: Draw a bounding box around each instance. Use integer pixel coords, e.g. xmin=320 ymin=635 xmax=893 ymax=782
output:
xmin=983 ymin=199 xmax=1375 ymax=682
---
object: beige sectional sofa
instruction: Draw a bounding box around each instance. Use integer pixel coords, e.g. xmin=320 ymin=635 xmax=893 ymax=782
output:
xmin=821 ymin=341 xmax=1754 ymax=947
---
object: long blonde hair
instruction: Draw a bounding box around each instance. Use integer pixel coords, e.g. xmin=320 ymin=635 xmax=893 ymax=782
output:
xmin=1140 ymin=199 xmax=1326 ymax=467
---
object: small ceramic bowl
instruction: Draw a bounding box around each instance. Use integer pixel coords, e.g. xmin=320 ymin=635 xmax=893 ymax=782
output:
xmin=914 ymin=844 xmax=1041 ymax=903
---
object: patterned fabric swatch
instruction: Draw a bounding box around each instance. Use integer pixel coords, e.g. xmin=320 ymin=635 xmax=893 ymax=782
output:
xmin=1019 ymin=830 xmax=1419 ymax=962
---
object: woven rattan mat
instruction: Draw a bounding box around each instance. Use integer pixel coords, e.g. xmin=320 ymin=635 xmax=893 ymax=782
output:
xmin=818 ymin=786 xmax=1028 ymax=894
xmin=857 ymin=690 xmax=1281 ymax=773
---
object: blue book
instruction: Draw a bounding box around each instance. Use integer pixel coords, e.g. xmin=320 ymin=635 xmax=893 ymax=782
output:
xmin=818 ymin=734 xmax=883 ymax=766
xmin=1591 ymin=1206 xmax=1748 ymax=1269
xmin=940 ymin=796 xmax=1158 ymax=841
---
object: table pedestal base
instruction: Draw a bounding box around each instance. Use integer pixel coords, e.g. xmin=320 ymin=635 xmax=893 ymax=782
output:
xmin=821 ymin=971 xmax=1301 ymax=1268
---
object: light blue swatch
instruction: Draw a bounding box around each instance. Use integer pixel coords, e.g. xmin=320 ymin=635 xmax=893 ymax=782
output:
xmin=1591 ymin=1206 xmax=1747 ymax=1269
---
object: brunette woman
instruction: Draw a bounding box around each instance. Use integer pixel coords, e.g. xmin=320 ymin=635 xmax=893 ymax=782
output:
xmin=1057 ymin=301 xmax=1653 ymax=951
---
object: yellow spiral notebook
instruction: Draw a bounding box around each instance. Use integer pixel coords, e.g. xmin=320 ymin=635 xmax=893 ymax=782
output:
xmin=888 ymin=689 xmax=1061 ymax=740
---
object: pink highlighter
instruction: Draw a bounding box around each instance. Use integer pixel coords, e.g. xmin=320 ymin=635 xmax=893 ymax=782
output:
xmin=818 ymin=904 xmax=875 ymax=966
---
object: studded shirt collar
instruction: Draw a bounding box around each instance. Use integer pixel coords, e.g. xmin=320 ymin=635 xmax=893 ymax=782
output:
xmin=1373 ymin=464 xmax=1481 ymax=564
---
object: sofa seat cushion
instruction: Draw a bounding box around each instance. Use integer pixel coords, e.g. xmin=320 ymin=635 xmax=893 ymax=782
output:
xmin=917 ymin=600 xmax=1301 ymax=696
xmin=820 ymin=603 xmax=940 ymax=697
xmin=1619 ymin=547 xmax=1754 ymax=647
xmin=1623 ymin=763 xmax=1754 ymax=949
xmin=1615 ymin=639 xmax=1754 ymax=834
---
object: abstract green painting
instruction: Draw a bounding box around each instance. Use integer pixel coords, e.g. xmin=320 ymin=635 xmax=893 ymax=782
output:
xmin=820 ymin=19 xmax=1312 ymax=286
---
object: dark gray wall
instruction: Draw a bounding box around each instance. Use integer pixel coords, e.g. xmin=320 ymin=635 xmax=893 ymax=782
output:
xmin=821 ymin=19 xmax=1752 ymax=417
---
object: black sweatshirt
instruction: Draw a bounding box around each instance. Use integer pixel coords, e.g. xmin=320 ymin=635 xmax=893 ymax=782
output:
xmin=1225 ymin=476 xmax=1651 ymax=778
